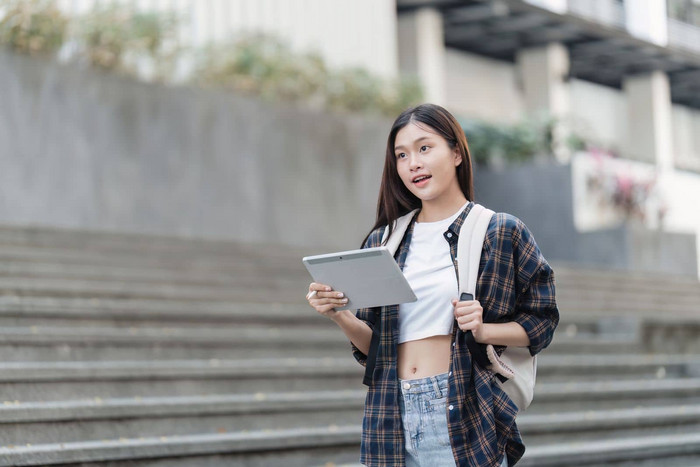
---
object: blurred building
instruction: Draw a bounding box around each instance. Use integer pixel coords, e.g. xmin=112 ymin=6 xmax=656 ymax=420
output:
xmin=13 ymin=0 xmax=700 ymax=277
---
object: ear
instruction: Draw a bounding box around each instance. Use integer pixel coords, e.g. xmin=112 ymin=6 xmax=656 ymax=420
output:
xmin=453 ymin=148 xmax=462 ymax=167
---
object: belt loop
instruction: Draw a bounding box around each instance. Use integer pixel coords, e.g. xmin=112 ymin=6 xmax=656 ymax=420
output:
xmin=431 ymin=376 xmax=441 ymax=397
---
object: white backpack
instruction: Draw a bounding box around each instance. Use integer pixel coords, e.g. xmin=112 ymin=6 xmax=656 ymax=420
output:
xmin=382 ymin=203 xmax=537 ymax=411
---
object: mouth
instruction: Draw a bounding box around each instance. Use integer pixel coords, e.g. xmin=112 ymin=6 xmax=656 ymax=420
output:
xmin=412 ymin=175 xmax=432 ymax=185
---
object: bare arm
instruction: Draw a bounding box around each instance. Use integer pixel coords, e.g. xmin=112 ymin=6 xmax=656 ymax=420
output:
xmin=307 ymin=282 xmax=373 ymax=355
xmin=478 ymin=322 xmax=530 ymax=347
xmin=330 ymin=309 xmax=373 ymax=355
xmin=453 ymin=298 xmax=531 ymax=347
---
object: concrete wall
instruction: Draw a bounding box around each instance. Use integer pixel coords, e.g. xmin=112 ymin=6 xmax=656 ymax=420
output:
xmin=444 ymin=48 xmax=524 ymax=123
xmin=673 ymin=103 xmax=700 ymax=172
xmin=473 ymin=162 xmax=577 ymax=262
xmin=474 ymin=162 xmax=698 ymax=278
xmin=569 ymin=79 xmax=627 ymax=154
xmin=0 ymin=49 xmax=387 ymax=250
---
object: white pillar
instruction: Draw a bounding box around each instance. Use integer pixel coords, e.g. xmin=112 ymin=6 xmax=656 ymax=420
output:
xmin=397 ymin=8 xmax=445 ymax=105
xmin=516 ymin=42 xmax=570 ymax=161
xmin=624 ymin=0 xmax=668 ymax=46
xmin=623 ymin=71 xmax=674 ymax=172
xmin=522 ymin=0 xmax=567 ymax=14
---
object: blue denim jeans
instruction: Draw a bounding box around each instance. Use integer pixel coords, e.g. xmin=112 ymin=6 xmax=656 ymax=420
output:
xmin=398 ymin=372 xmax=508 ymax=467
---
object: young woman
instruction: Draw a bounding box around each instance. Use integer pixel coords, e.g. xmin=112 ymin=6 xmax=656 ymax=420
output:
xmin=307 ymin=104 xmax=559 ymax=467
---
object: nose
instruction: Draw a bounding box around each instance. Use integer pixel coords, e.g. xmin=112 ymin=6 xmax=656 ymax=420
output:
xmin=408 ymin=153 xmax=422 ymax=171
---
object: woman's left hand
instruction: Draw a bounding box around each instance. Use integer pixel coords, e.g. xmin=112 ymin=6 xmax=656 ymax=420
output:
xmin=452 ymin=297 xmax=486 ymax=343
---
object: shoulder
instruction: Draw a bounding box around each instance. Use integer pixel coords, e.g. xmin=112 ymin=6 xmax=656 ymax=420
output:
xmin=484 ymin=211 xmax=542 ymax=258
xmin=486 ymin=212 xmax=526 ymax=241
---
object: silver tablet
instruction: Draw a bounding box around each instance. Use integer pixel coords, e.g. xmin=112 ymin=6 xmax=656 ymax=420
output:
xmin=303 ymin=246 xmax=417 ymax=310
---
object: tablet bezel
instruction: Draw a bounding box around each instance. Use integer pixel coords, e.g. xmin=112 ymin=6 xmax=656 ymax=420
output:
xmin=303 ymin=246 xmax=417 ymax=310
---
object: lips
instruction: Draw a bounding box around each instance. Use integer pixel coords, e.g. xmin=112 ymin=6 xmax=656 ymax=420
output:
xmin=412 ymin=175 xmax=431 ymax=184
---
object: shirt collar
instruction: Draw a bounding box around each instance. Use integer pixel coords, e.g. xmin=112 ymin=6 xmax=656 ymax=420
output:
xmin=446 ymin=201 xmax=474 ymax=239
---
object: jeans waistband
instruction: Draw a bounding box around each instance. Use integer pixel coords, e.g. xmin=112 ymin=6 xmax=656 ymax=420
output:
xmin=398 ymin=372 xmax=449 ymax=396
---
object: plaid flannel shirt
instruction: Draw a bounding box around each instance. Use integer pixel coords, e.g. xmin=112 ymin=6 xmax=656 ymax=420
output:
xmin=351 ymin=202 xmax=559 ymax=466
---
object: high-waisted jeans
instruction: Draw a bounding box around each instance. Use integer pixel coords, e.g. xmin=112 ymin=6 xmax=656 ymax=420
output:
xmin=398 ymin=372 xmax=508 ymax=467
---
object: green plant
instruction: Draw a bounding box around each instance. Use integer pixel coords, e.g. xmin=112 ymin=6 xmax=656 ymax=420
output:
xmin=196 ymin=34 xmax=423 ymax=117
xmin=77 ymin=4 xmax=179 ymax=78
xmin=197 ymin=35 xmax=327 ymax=102
xmin=326 ymin=67 xmax=382 ymax=113
xmin=461 ymin=116 xmax=554 ymax=166
xmin=0 ymin=0 xmax=67 ymax=55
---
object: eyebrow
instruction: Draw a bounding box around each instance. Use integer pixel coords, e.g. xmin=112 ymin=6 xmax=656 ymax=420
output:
xmin=394 ymin=136 xmax=433 ymax=152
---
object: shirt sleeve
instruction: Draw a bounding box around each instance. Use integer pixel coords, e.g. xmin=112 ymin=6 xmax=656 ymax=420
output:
xmin=510 ymin=218 xmax=560 ymax=356
xmin=350 ymin=226 xmax=385 ymax=366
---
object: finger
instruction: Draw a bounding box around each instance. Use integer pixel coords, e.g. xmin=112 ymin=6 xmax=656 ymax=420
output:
xmin=311 ymin=295 xmax=346 ymax=305
xmin=316 ymin=298 xmax=348 ymax=307
xmin=454 ymin=304 xmax=482 ymax=315
xmin=318 ymin=291 xmax=345 ymax=300
xmin=454 ymin=306 xmax=475 ymax=317
xmin=459 ymin=321 xmax=478 ymax=332
xmin=457 ymin=316 xmax=481 ymax=327
xmin=309 ymin=283 xmax=332 ymax=292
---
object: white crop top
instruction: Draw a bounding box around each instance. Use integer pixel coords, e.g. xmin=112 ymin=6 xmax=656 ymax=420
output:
xmin=398 ymin=202 xmax=467 ymax=344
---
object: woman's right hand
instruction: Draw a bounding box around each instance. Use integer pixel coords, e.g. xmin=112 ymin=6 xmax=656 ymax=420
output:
xmin=306 ymin=282 xmax=349 ymax=318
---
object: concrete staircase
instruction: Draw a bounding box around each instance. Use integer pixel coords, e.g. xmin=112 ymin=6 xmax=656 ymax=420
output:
xmin=1 ymin=226 xmax=699 ymax=466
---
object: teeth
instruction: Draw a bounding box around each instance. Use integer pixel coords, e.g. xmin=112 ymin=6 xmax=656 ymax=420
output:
xmin=414 ymin=176 xmax=430 ymax=183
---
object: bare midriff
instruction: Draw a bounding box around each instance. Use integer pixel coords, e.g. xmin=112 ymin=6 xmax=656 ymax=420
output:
xmin=397 ymin=334 xmax=453 ymax=380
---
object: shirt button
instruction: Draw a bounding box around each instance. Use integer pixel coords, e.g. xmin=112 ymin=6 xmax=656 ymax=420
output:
xmin=448 ymin=405 xmax=454 ymax=411
xmin=446 ymin=232 xmax=453 ymax=238
xmin=403 ymin=382 xmax=411 ymax=390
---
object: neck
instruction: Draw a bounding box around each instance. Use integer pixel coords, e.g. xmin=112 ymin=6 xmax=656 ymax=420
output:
xmin=418 ymin=193 xmax=469 ymax=223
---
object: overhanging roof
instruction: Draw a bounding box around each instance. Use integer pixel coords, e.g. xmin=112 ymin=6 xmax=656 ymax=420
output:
xmin=397 ymin=0 xmax=700 ymax=109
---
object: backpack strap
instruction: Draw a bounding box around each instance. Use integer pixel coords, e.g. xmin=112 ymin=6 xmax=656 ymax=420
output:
xmin=457 ymin=203 xmax=494 ymax=296
xmin=455 ymin=204 xmax=504 ymax=378
xmin=382 ymin=209 xmax=420 ymax=256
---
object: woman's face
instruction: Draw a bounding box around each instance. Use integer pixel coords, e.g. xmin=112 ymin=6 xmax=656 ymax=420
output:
xmin=393 ymin=122 xmax=462 ymax=204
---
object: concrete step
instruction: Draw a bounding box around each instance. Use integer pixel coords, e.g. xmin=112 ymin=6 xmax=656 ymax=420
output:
xmin=521 ymin=431 xmax=700 ymax=466
xmin=0 ymin=261 xmax=307 ymax=288
xmin=0 ymin=295 xmax=687 ymax=333
xmin=0 ymin=334 xmax=669 ymax=362
xmin=0 ymin=390 xmax=364 ymax=446
xmin=0 ymin=297 xmax=322 ymax=326
xmin=3 ymin=423 xmax=700 ymax=467
xmin=2 ymin=321 xmax=689 ymax=371
xmin=533 ymin=377 xmax=700 ymax=404
xmin=0 ymin=225 xmax=314 ymax=259
xmin=0 ymin=277 xmax=304 ymax=302
xmin=546 ymin=335 xmax=643 ymax=354
xmin=520 ymin=405 xmax=700 ymax=437
xmin=0 ymin=358 xmax=365 ymax=401
xmin=554 ymin=265 xmax=700 ymax=287
xmin=0 ymin=249 xmax=306 ymax=285
xmin=0 ymin=426 xmax=362 ymax=467
xmin=556 ymin=297 xmax=699 ymax=315
xmin=3 ymin=389 xmax=699 ymax=449
xmin=1 ymin=358 xmax=699 ymax=402
xmin=4 ymin=254 xmax=700 ymax=308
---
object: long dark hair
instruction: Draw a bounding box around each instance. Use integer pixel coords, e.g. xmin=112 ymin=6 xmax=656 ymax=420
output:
xmin=362 ymin=103 xmax=474 ymax=247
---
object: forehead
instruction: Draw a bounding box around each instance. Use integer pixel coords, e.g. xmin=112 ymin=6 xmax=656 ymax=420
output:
xmin=394 ymin=122 xmax=442 ymax=148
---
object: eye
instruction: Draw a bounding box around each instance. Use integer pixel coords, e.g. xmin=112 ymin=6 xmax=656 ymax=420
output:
xmin=396 ymin=152 xmax=406 ymax=159
xmin=420 ymin=145 xmax=429 ymax=152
